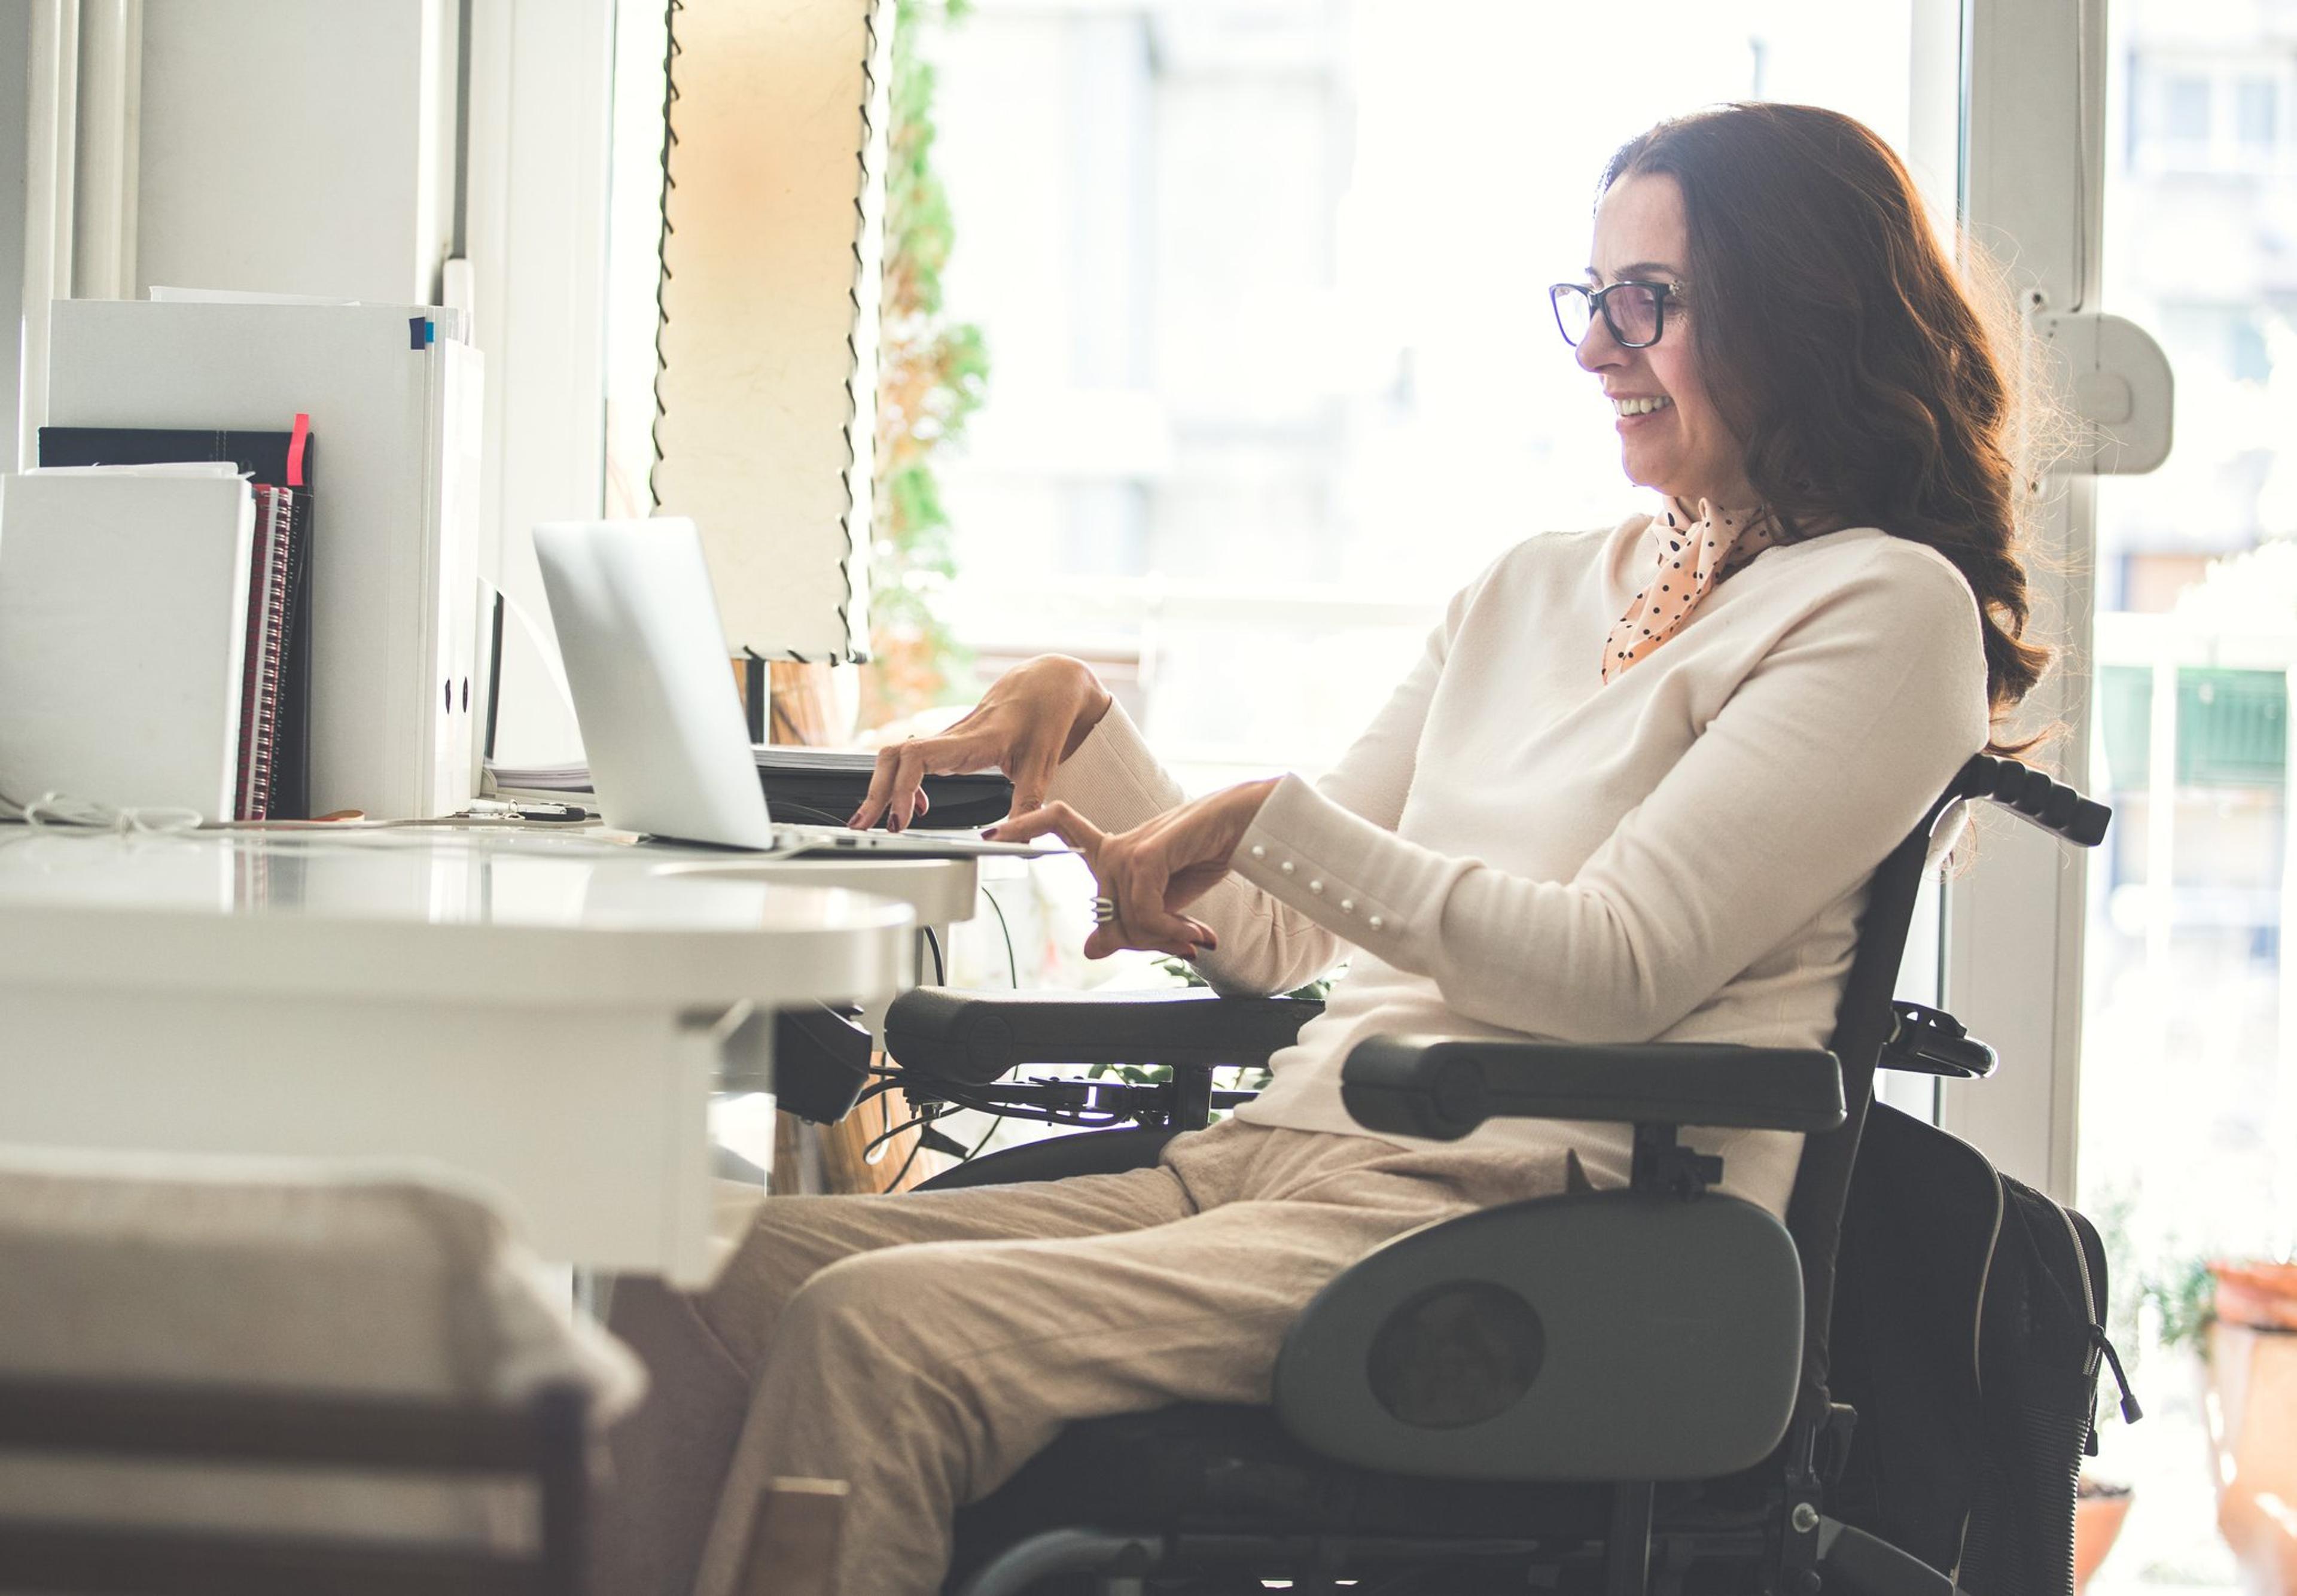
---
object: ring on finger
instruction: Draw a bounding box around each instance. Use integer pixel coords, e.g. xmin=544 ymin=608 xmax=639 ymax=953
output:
xmin=1091 ymin=894 xmax=1119 ymax=925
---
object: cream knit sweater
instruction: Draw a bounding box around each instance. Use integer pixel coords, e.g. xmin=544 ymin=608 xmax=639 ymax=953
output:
xmin=1044 ymin=513 xmax=1991 ymax=1217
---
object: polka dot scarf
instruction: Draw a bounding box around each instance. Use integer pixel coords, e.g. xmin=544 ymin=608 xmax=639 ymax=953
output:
xmin=1602 ymin=499 xmax=1781 ymax=682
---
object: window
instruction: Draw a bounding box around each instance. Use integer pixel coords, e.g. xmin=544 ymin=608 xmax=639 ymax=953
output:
xmin=2083 ymin=4 xmax=2297 ymax=1591
xmin=2162 ymin=72 xmax=2212 ymax=147
xmin=922 ymin=0 xmax=1945 ymax=790
xmin=2237 ymin=77 xmax=2280 ymax=156
xmin=2132 ymin=53 xmax=2297 ymax=175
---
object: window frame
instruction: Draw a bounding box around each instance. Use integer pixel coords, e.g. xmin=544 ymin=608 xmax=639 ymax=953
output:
xmin=1937 ymin=0 xmax=2108 ymax=1201
xmin=460 ymin=0 xmax=616 ymax=763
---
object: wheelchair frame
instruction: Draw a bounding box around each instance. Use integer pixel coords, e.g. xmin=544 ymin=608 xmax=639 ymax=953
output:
xmin=780 ymin=754 xmax=2107 ymax=1596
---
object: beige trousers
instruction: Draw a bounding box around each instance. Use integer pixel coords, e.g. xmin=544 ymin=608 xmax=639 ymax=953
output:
xmin=592 ymin=1117 xmax=1569 ymax=1596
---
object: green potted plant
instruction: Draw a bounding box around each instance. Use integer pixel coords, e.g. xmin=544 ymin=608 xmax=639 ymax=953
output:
xmin=861 ymin=0 xmax=989 ymax=733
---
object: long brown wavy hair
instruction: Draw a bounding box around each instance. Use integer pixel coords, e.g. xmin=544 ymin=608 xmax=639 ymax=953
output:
xmin=1603 ymin=103 xmax=2055 ymax=752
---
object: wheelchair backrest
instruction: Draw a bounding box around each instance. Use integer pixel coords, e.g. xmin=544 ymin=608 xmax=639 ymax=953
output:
xmin=1779 ymin=754 xmax=2109 ymax=1442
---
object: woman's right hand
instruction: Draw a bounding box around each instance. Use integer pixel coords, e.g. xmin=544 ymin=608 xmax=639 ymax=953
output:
xmin=848 ymin=655 xmax=1114 ymax=832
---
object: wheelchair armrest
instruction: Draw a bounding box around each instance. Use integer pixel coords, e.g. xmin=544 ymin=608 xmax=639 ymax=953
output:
xmin=1339 ymin=1036 xmax=1845 ymax=1143
xmin=884 ymin=986 xmax=1324 ymax=1086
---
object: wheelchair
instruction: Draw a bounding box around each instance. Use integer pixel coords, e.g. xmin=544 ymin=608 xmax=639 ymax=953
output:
xmin=776 ymin=753 xmax=2112 ymax=1596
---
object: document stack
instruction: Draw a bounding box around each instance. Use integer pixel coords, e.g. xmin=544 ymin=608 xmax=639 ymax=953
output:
xmin=0 ymin=466 xmax=295 ymax=823
xmin=36 ymin=424 xmax=316 ymax=818
xmin=45 ymin=299 xmax=485 ymax=820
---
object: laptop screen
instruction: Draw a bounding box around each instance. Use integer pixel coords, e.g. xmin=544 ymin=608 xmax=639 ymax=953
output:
xmin=532 ymin=519 xmax=778 ymax=849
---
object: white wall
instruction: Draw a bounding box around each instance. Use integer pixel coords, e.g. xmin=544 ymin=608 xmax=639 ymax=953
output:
xmin=462 ymin=0 xmax=611 ymax=765
xmin=135 ymin=0 xmax=457 ymax=302
xmin=115 ymin=0 xmax=611 ymax=766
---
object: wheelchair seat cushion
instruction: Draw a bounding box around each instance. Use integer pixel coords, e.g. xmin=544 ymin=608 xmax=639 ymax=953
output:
xmin=951 ymin=1403 xmax=1616 ymax=1574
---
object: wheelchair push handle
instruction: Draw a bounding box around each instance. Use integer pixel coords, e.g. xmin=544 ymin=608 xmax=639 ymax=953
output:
xmin=1879 ymin=1001 xmax=1998 ymax=1079
xmin=1951 ymin=754 xmax=2110 ymax=848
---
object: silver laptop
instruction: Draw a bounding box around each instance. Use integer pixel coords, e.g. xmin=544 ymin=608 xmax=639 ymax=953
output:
xmin=532 ymin=518 xmax=1054 ymax=858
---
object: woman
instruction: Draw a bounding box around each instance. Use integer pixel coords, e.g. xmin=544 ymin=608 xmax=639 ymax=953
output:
xmin=596 ymin=101 xmax=2049 ymax=1596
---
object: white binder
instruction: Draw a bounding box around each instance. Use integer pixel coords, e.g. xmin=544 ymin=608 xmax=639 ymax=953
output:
xmin=45 ymin=300 xmax=486 ymax=820
xmin=0 ymin=471 xmax=255 ymax=820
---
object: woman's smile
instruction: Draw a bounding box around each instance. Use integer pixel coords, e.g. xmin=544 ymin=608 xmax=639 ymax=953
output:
xmin=1574 ymin=172 xmax=1754 ymax=507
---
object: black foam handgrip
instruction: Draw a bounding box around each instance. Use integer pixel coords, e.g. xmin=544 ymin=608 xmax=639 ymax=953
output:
xmin=2061 ymin=796 xmax=2112 ymax=846
xmin=1341 ymin=1036 xmax=1847 ymax=1141
xmin=1339 ymin=1047 xmax=1489 ymax=1141
xmin=1949 ymin=754 xmax=2113 ymax=848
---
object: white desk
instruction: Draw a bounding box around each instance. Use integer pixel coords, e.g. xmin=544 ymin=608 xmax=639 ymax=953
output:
xmin=0 ymin=824 xmax=931 ymax=1285
xmin=648 ymin=848 xmax=982 ymax=936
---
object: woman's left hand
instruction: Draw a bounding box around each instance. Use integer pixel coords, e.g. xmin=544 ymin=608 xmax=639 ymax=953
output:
xmin=988 ymin=778 xmax=1282 ymax=960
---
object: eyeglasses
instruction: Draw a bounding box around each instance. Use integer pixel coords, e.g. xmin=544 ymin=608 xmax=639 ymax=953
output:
xmin=1548 ymin=279 xmax=1681 ymax=350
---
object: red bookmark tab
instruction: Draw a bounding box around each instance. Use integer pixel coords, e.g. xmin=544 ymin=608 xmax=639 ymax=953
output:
xmin=287 ymin=412 xmax=309 ymax=489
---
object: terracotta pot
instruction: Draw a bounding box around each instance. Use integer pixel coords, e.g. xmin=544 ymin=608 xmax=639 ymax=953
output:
xmin=2216 ymin=1263 xmax=2297 ymax=1332
xmin=2075 ymin=1485 xmax=2134 ymax=1595
xmin=2205 ymin=1316 xmax=2297 ymax=1596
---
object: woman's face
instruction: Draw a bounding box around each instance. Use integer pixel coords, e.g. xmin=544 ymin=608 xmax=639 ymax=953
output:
xmin=1577 ymin=171 xmax=1754 ymax=510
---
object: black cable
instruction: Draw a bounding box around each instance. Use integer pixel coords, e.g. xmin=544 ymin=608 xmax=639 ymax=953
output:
xmin=884 ymin=1108 xmax=939 ymax=1190
xmin=959 ymin=1111 xmax=1004 ymax=1164
xmin=923 ymin=925 xmax=945 ymax=985
xmin=919 ymin=1085 xmax=1128 ymax=1130
xmin=769 ymin=692 xmax=806 ymax=748
xmin=861 ymin=1108 xmax=937 ymax=1163
xmin=981 ymin=884 xmax=1018 ymax=986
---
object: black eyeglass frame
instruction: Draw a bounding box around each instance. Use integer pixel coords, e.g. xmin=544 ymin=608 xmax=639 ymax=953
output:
xmin=1548 ymin=279 xmax=1683 ymax=350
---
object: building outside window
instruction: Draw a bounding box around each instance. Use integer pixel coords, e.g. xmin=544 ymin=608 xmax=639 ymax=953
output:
xmin=2077 ymin=5 xmax=2297 ymax=1591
